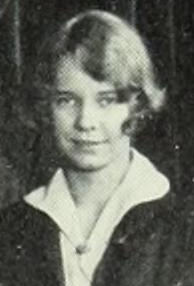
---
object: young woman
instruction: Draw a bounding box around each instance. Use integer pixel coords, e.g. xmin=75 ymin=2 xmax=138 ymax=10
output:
xmin=0 ymin=10 xmax=179 ymax=286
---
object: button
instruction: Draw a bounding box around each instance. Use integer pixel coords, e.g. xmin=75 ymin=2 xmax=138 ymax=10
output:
xmin=75 ymin=244 xmax=90 ymax=255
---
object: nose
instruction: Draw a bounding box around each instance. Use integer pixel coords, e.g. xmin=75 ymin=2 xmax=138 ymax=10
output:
xmin=74 ymin=101 xmax=98 ymax=132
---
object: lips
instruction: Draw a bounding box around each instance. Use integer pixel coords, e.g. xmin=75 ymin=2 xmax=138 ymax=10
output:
xmin=71 ymin=138 xmax=108 ymax=146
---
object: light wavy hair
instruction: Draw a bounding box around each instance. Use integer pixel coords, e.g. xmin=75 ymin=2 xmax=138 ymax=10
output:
xmin=33 ymin=9 xmax=165 ymax=133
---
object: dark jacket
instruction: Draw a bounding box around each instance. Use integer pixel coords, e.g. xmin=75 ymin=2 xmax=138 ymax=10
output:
xmin=0 ymin=193 xmax=185 ymax=286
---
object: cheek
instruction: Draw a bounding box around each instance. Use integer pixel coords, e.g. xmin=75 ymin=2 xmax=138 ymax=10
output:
xmin=51 ymin=109 xmax=75 ymax=135
xmin=104 ymin=107 xmax=129 ymax=136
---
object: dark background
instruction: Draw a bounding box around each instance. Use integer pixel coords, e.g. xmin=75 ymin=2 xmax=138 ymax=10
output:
xmin=0 ymin=0 xmax=193 ymax=208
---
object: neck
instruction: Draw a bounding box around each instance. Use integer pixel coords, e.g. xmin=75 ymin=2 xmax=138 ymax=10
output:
xmin=64 ymin=148 xmax=132 ymax=208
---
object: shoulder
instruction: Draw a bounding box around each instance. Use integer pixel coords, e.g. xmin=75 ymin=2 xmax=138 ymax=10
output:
xmin=114 ymin=191 xmax=176 ymax=245
xmin=0 ymin=200 xmax=39 ymax=226
xmin=0 ymin=201 xmax=31 ymax=229
xmin=0 ymin=200 xmax=58 ymax=238
xmin=128 ymin=190 xmax=176 ymax=223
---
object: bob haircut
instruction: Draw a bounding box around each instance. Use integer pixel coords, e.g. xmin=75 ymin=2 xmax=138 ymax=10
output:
xmin=33 ymin=10 xmax=165 ymax=133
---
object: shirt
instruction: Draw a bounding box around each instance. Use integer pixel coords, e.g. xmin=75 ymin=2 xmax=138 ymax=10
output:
xmin=24 ymin=148 xmax=169 ymax=286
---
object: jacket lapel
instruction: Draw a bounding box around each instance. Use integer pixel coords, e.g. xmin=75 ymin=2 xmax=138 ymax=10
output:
xmin=42 ymin=219 xmax=65 ymax=286
xmin=27 ymin=206 xmax=65 ymax=286
xmin=15 ymin=203 xmax=65 ymax=286
xmin=92 ymin=195 xmax=174 ymax=286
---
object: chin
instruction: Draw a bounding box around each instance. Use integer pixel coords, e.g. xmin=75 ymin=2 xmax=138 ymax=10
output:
xmin=66 ymin=157 xmax=110 ymax=172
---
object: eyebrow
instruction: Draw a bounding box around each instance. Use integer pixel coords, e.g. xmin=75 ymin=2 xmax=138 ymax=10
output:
xmin=55 ymin=89 xmax=117 ymax=95
xmin=98 ymin=90 xmax=117 ymax=95
xmin=54 ymin=90 xmax=77 ymax=96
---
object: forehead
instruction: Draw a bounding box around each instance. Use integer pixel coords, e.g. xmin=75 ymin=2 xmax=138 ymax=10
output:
xmin=56 ymin=57 xmax=115 ymax=92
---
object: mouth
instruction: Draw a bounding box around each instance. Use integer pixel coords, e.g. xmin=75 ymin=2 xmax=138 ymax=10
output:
xmin=71 ymin=139 xmax=108 ymax=147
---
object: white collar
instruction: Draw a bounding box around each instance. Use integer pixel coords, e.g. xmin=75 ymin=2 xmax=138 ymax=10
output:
xmin=24 ymin=148 xmax=169 ymax=243
xmin=24 ymin=149 xmax=170 ymax=282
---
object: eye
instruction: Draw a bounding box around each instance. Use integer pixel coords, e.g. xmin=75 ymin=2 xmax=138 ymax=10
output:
xmin=98 ymin=92 xmax=117 ymax=108
xmin=55 ymin=92 xmax=77 ymax=107
xmin=57 ymin=96 xmax=76 ymax=106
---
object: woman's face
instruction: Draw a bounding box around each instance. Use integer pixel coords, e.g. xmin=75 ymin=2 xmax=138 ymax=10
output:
xmin=51 ymin=58 xmax=130 ymax=171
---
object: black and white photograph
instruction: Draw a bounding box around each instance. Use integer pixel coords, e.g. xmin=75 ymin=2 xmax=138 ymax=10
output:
xmin=0 ymin=1 xmax=194 ymax=285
